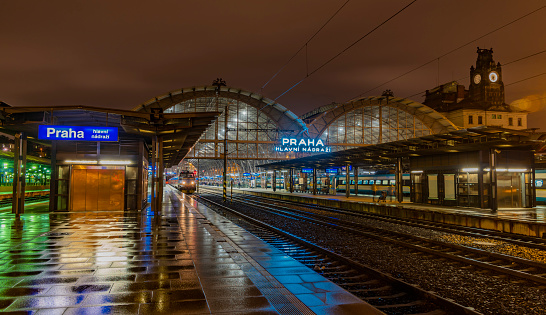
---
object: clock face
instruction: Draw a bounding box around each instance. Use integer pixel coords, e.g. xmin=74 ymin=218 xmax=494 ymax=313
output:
xmin=489 ymin=72 xmax=498 ymax=82
xmin=473 ymin=74 xmax=481 ymax=84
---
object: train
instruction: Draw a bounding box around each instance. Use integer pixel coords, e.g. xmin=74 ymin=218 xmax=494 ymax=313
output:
xmin=335 ymin=173 xmax=411 ymax=196
xmin=168 ymin=170 xmax=197 ymax=193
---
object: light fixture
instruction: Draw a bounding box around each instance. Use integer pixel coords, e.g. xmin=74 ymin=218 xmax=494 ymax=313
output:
xmin=99 ymin=160 xmax=133 ymax=165
xmin=410 ymin=170 xmax=423 ymax=174
xmin=65 ymin=160 xmax=98 ymax=164
xmin=461 ymin=168 xmax=478 ymax=172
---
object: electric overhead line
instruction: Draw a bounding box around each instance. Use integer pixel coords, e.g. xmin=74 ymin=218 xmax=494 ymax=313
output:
xmin=350 ymin=4 xmax=546 ymax=101
xmin=261 ymin=0 xmax=351 ymax=91
xmin=274 ymin=0 xmax=418 ymax=101
xmin=402 ymin=49 xmax=546 ymax=99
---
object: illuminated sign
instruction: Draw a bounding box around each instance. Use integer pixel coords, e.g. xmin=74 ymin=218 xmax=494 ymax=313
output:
xmin=274 ymin=138 xmax=331 ymax=153
xmin=326 ymin=168 xmax=338 ymax=173
xmin=536 ymin=179 xmax=543 ymax=188
xmin=301 ymin=168 xmax=313 ymax=173
xmin=38 ymin=125 xmax=118 ymax=141
xmin=243 ymin=173 xmax=251 ymax=176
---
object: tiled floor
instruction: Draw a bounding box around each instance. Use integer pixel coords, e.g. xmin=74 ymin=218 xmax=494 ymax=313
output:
xmin=0 ymin=187 xmax=380 ymax=314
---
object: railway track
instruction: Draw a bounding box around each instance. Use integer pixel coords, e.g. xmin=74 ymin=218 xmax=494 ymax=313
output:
xmin=237 ymin=191 xmax=546 ymax=250
xmin=199 ymin=189 xmax=546 ymax=288
xmin=193 ymin=191 xmax=480 ymax=315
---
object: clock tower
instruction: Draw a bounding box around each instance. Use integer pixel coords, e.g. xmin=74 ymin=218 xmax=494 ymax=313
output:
xmin=469 ymin=47 xmax=507 ymax=110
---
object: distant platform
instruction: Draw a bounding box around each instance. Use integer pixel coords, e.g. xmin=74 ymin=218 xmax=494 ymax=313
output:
xmin=201 ymin=185 xmax=546 ymax=238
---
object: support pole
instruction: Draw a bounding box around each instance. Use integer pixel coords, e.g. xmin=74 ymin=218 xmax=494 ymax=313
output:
xmin=290 ymin=169 xmax=294 ymax=193
xmin=312 ymin=168 xmax=317 ymax=195
xmin=196 ymin=159 xmax=200 ymax=193
xmin=223 ymin=104 xmax=228 ymax=202
xmin=273 ymin=170 xmax=277 ymax=192
xmin=12 ymin=133 xmax=27 ymax=216
xmin=354 ymin=166 xmax=359 ymax=196
xmin=489 ymin=149 xmax=498 ymax=212
xmin=151 ymin=136 xmax=157 ymax=213
xmin=49 ymin=141 xmax=57 ymax=211
xmin=532 ymin=155 xmax=537 ymax=208
xmin=396 ymin=158 xmax=403 ymax=203
xmin=345 ymin=164 xmax=350 ymax=198
xmin=156 ymin=137 xmax=164 ymax=213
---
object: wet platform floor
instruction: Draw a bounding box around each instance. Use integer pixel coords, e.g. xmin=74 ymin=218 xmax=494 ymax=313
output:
xmin=0 ymin=186 xmax=379 ymax=314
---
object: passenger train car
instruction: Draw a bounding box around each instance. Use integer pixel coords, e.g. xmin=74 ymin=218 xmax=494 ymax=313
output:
xmin=335 ymin=172 xmax=411 ymax=196
xmin=168 ymin=170 xmax=197 ymax=193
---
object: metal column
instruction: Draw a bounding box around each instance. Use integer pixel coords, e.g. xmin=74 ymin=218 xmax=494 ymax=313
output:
xmin=531 ymin=152 xmax=537 ymax=207
xmin=289 ymin=169 xmax=294 ymax=193
xmin=223 ymin=104 xmax=228 ymax=202
xmin=12 ymin=133 xmax=27 ymax=216
xmin=273 ymin=170 xmax=277 ymax=192
xmin=49 ymin=141 xmax=57 ymax=211
xmin=156 ymin=136 xmax=164 ymax=213
xmin=312 ymin=168 xmax=317 ymax=195
xmin=345 ymin=164 xmax=350 ymax=198
xmin=196 ymin=159 xmax=200 ymax=193
xmin=354 ymin=166 xmax=359 ymax=196
xmin=151 ymin=136 xmax=157 ymax=213
xmin=489 ymin=149 xmax=498 ymax=212
xmin=395 ymin=158 xmax=403 ymax=203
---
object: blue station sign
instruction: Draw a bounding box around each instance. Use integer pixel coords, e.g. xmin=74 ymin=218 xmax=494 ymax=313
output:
xmin=301 ymin=168 xmax=313 ymax=173
xmin=274 ymin=138 xmax=331 ymax=153
xmin=38 ymin=125 xmax=118 ymax=141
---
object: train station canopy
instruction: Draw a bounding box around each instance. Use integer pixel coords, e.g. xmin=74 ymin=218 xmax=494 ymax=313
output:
xmin=258 ymin=126 xmax=546 ymax=171
xmin=0 ymin=105 xmax=220 ymax=167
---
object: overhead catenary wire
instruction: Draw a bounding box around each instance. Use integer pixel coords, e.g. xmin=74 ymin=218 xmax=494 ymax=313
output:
xmin=401 ymin=49 xmax=546 ymax=100
xmin=261 ymin=0 xmax=351 ymax=91
xmin=274 ymin=0 xmax=418 ymax=101
xmin=351 ymin=4 xmax=546 ymax=101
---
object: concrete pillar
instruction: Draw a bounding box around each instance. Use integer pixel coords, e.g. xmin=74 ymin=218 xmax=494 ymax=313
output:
xmin=12 ymin=133 xmax=27 ymax=216
xmin=151 ymin=136 xmax=157 ymax=213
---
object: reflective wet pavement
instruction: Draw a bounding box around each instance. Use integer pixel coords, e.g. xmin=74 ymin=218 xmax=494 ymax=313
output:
xmin=0 ymin=187 xmax=379 ymax=314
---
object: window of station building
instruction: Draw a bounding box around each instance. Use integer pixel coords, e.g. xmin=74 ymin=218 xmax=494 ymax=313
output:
xmin=478 ymin=116 xmax=483 ymax=125
xmin=508 ymin=117 xmax=513 ymax=126
xmin=518 ymin=118 xmax=522 ymax=126
xmin=468 ymin=115 xmax=473 ymax=124
xmin=492 ymin=114 xmax=496 ymax=119
xmin=498 ymin=114 xmax=502 ymax=119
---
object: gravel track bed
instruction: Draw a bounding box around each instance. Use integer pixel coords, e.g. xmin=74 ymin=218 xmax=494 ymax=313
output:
xmin=200 ymin=194 xmax=546 ymax=315
xmin=253 ymin=197 xmax=546 ymax=264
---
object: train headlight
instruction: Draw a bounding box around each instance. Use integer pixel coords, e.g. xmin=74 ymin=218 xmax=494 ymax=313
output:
xmin=191 ymin=181 xmax=194 ymax=184
xmin=182 ymin=181 xmax=186 ymax=184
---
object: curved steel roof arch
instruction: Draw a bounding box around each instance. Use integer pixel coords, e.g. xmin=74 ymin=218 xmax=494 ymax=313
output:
xmin=133 ymin=85 xmax=308 ymax=133
xmin=305 ymin=96 xmax=458 ymax=139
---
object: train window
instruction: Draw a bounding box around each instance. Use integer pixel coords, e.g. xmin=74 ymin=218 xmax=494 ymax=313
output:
xmin=350 ymin=180 xmax=355 ymax=185
xmin=382 ymin=180 xmax=389 ymax=185
xmin=357 ymin=180 xmax=363 ymax=185
xmin=369 ymin=180 xmax=374 ymax=185
xmin=363 ymin=180 xmax=368 ymax=184
xmin=536 ymin=179 xmax=544 ymax=188
xmin=389 ymin=180 xmax=395 ymax=185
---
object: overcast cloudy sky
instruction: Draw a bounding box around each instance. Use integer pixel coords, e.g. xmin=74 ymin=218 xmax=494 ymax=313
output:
xmin=1 ymin=1 xmax=545 ymax=127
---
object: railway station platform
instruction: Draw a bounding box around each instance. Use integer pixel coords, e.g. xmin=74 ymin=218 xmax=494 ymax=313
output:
xmin=204 ymin=185 xmax=546 ymax=239
xmin=0 ymin=186 xmax=380 ymax=314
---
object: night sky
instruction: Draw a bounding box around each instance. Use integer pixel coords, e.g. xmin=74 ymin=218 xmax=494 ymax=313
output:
xmin=2 ymin=1 xmax=545 ymax=127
